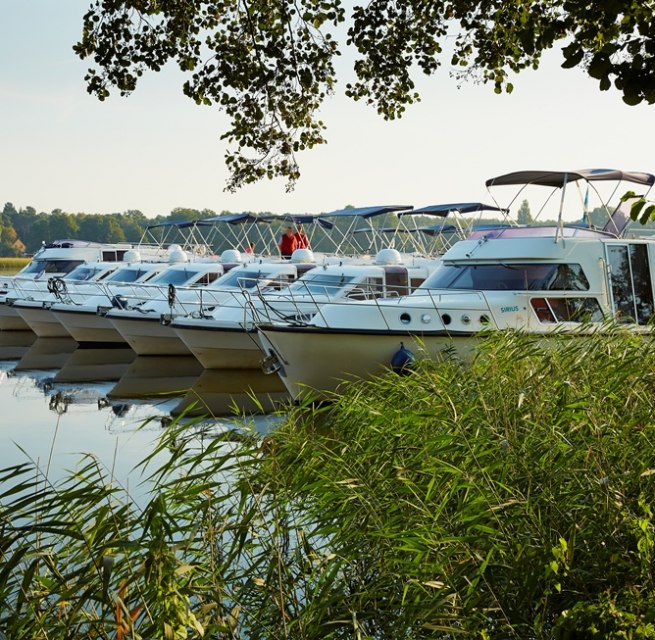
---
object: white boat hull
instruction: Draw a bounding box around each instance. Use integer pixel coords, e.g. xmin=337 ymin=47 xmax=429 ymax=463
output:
xmin=0 ymin=301 xmax=30 ymax=330
xmin=14 ymin=304 xmax=71 ymax=338
xmin=109 ymin=315 xmax=191 ymax=356
xmin=53 ymin=308 xmax=126 ymax=344
xmin=258 ymin=325 xmax=477 ymax=400
xmin=173 ymin=322 xmax=262 ymax=369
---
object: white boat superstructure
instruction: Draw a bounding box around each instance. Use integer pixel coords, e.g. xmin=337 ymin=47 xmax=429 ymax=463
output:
xmin=10 ymin=262 xmax=123 ymax=337
xmin=166 ymin=202 xmax=507 ymax=369
xmin=0 ymin=214 xmax=247 ymax=333
xmin=0 ymin=240 xmax=162 ymax=331
xmin=107 ymin=250 xmax=321 ymax=355
xmin=170 ymin=249 xmax=442 ymax=369
xmin=50 ymin=250 xmax=243 ymax=345
xmin=257 ymin=168 xmax=655 ymax=399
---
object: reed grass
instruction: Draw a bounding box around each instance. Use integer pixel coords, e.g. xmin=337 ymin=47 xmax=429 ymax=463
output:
xmin=2 ymin=330 xmax=655 ymax=638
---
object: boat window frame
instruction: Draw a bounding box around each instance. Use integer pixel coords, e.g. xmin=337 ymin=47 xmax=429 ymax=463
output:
xmin=530 ymin=296 xmax=604 ymax=324
xmin=420 ymin=262 xmax=591 ymax=292
xmin=286 ymin=272 xmax=358 ymax=296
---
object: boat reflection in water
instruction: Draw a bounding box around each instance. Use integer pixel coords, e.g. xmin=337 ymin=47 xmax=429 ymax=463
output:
xmin=172 ymin=367 xmax=289 ymax=418
xmin=108 ymin=355 xmax=203 ymax=400
xmin=105 ymin=356 xmax=289 ymax=418
xmin=55 ymin=346 xmax=136 ymax=383
xmin=0 ymin=330 xmax=37 ymax=360
xmin=4 ymin=341 xmax=289 ymax=425
xmin=13 ymin=337 xmax=78 ymax=372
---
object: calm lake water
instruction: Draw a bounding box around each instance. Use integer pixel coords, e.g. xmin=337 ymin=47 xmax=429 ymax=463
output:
xmin=0 ymin=331 xmax=288 ymax=487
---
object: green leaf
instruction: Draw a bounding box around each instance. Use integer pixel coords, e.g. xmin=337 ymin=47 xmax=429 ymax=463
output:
xmin=630 ymin=199 xmax=646 ymax=221
xmin=639 ymin=204 xmax=655 ymax=225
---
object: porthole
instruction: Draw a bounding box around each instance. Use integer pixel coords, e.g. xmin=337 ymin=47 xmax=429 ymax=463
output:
xmin=461 ymin=314 xmax=471 ymax=325
xmin=400 ymin=312 xmax=411 ymax=324
xmin=421 ymin=313 xmax=431 ymax=324
xmin=441 ymin=313 xmax=452 ymax=326
xmin=480 ymin=314 xmax=490 ymax=324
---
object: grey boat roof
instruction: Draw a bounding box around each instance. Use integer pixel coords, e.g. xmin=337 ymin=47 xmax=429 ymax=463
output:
xmin=320 ymin=205 xmax=413 ymax=218
xmin=485 ymin=169 xmax=655 ymax=188
xmin=401 ymin=202 xmax=508 ymax=217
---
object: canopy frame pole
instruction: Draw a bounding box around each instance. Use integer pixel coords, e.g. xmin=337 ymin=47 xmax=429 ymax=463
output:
xmin=556 ymin=173 xmax=567 ymax=243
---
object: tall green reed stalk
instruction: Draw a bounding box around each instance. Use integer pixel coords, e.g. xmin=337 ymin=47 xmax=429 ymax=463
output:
xmin=2 ymin=330 xmax=655 ymax=638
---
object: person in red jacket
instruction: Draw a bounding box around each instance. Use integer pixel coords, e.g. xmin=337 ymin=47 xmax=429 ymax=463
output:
xmin=279 ymin=227 xmax=297 ymax=258
xmin=293 ymin=224 xmax=309 ymax=249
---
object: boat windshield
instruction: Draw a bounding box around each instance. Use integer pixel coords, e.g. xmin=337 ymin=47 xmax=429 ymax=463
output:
xmin=217 ymin=269 xmax=272 ymax=289
xmin=421 ymin=262 xmax=590 ymax=291
xmin=286 ymin=272 xmax=357 ymax=296
xmin=65 ymin=265 xmax=111 ymax=281
xmin=19 ymin=259 xmax=85 ymax=275
xmin=148 ymin=267 xmax=205 ymax=286
xmin=105 ymin=267 xmax=158 ymax=283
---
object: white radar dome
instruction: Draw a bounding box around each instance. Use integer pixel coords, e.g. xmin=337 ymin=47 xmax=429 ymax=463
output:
xmin=290 ymin=248 xmax=315 ymax=264
xmin=122 ymin=249 xmax=141 ymax=263
xmin=168 ymin=245 xmax=189 ymax=264
xmin=374 ymin=248 xmax=402 ymax=265
xmin=220 ymin=249 xmax=243 ymax=264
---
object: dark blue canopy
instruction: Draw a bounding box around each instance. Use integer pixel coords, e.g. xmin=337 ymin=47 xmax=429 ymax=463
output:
xmin=355 ymin=222 xmax=513 ymax=236
xmin=401 ymin=202 xmax=508 ymax=217
xmin=144 ymin=214 xmax=263 ymax=230
xmin=485 ymin=169 xmax=655 ymax=188
xmin=144 ymin=219 xmax=208 ymax=231
xmin=203 ymin=213 xmax=264 ymax=225
xmin=320 ymin=205 xmax=413 ymax=218
xmin=260 ymin=213 xmax=334 ymax=229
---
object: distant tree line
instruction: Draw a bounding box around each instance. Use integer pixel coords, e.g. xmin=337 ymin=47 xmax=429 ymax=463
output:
xmin=0 ymin=203 xmax=228 ymax=257
xmin=2 ymin=199 xmax=653 ymax=258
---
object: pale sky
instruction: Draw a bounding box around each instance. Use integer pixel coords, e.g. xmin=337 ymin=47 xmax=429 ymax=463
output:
xmin=2 ymin=1 xmax=655 ymax=219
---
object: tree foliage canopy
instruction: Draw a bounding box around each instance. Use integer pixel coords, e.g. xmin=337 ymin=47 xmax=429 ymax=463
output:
xmin=75 ymin=1 xmax=655 ymax=191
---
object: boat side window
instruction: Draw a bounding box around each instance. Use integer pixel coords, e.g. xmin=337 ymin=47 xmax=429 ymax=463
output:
xmin=288 ymin=273 xmax=356 ymax=296
xmin=106 ymin=267 xmax=157 ymax=283
xmin=21 ymin=259 xmax=85 ymax=275
xmin=47 ymin=260 xmax=85 ymax=274
xmin=383 ymin=267 xmax=410 ymax=297
xmin=238 ymin=271 xmax=264 ymax=289
xmin=138 ymin=270 xmax=161 ymax=282
xmin=102 ymin=251 xmax=118 ymax=261
xmin=193 ymin=272 xmax=221 ymax=286
xmin=312 ymin=275 xmax=354 ymax=296
xmin=150 ymin=269 xmax=194 ymax=285
xmin=422 ymin=263 xmax=590 ymax=291
xmin=106 ymin=268 xmax=137 ymax=282
xmin=67 ymin=265 xmax=108 ymax=281
xmin=542 ymin=264 xmax=589 ymax=291
xmin=216 ymin=269 xmax=264 ymax=289
xmin=266 ymin=274 xmax=294 ymax=291
xmin=410 ymin=277 xmax=425 ymax=291
xmin=531 ymin=297 xmax=604 ymax=323
xmin=607 ymin=243 xmax=655 ymax=324
xmin=368 ymin=277 xmax=384 ymax=298
xmin=346 ymin=277 xmax=383 ymax=300
xmin=66 ymin=265 xmax=94 ymax=281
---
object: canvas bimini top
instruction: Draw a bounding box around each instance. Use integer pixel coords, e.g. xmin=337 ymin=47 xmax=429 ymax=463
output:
xmin=485 ymin=169 xmax=655 ymax=188
xmin=319 ymin=205 xmax=413 ymax=218
xmin=401 ymin=202 xmax=509 ymax=216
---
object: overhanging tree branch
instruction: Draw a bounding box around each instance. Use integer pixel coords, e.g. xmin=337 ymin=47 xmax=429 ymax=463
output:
xmin=74 ymin=0 xmax=655 ymax=191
